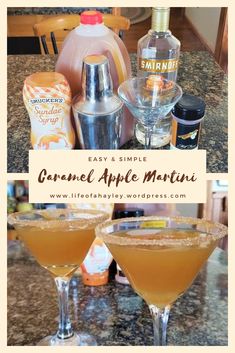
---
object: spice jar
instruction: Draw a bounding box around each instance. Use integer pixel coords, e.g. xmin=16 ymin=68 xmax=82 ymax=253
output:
xmin=170 ymin=93 xmax=205 ymax=150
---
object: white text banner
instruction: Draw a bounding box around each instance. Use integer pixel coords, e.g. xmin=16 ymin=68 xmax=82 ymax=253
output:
xmin=29 ymin=150 xmax=207 ymax=204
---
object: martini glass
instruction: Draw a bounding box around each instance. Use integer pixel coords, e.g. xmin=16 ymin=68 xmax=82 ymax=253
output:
xmin=96 ymin=216 xmax=227 ymax=345
xmin=118 ymin=77 xmax=182 ymax=149
xmin=8 ymin=209 xmax=109 ymax=346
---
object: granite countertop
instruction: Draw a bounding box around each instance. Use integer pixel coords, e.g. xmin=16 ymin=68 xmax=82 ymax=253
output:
xmin=7 ymin=52 xmax=228 ymax=173
xmin=8 ymin=241 xmax=227 ymax=346
xmin=7 ymin=7 xmax=111 ymax=16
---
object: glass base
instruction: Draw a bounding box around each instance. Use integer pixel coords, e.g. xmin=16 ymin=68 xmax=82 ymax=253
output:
xmin=135 ymin=118 xmax=171 ymax=148
xmin=37 ymin=332 xmax=97 ymax=346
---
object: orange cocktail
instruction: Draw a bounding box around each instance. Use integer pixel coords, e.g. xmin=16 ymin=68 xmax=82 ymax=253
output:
xmin=8 ymin=209 xmax=109 ymax=346
xmin=17 ymin=226 xmax=95 ymax=277
xmin=96 ymin=216 xmax=227 ymax=346
xmin=106 ymin=229 xmax=217 ymax=308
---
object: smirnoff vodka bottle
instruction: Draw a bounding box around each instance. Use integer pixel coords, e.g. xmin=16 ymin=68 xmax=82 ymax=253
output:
xmin=136 ymin=7 xmax=181 ymax=148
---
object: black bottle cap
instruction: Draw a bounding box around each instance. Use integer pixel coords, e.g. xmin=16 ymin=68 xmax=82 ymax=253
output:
xmin=114 ymin=208 xmax=144 ymax=219
xmin=172 ymin=93 xmax=206 ymax=121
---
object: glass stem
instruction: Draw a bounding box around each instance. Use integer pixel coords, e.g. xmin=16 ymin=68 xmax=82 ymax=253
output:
xmin=149 ymin=304 xmax=170 ymax=346
xmin=144 ymin=126 xmax=153 ymax=149
xmin=55 ymin=277 xmax=74 ymax=340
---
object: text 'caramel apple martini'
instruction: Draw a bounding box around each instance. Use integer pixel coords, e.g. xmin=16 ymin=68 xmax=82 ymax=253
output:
xmin=8 ymin=209 xmax=109 ymax=346
xmin=96 ymin=216 xmax=227 ymax=346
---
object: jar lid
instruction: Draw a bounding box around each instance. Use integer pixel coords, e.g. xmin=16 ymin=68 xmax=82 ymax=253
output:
xmin=172 ymin=93 xmax=205 ymax=121
xmin=114 ymin=208 xmax=145 ymax=219
xmin=81 ymin=270 xmax=109 ymax=286
xmin=80 ymin=11 xmax=103 ymax=25
xmin=24 ymin=72 xmax=68 ymax=88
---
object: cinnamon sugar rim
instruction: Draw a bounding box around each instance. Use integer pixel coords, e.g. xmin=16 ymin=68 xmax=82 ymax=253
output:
xmin=8 ymin=209 xmax=110 ymax=230
xmin=96 ymin=216 xmax=228 ymax=247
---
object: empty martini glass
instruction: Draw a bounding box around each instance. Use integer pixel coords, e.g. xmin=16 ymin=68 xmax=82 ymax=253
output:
xmin=8 ymin=209 xmax=109 ymax=346
xmin=96 ymin=216 xmax=227 ymax=345
xmin=118 ymin=77 xmax=182 ymax=149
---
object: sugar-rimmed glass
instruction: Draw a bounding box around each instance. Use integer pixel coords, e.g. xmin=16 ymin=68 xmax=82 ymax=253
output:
xmin=96 ymin=216 xmax=227 ymax=345
xmin=8 ymin=209 xmax=109 ymax=346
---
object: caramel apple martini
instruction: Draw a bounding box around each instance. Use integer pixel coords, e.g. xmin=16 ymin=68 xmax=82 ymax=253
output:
xmin=8 ymin=209 xmax=109 ymax=346
xmin=96 ymin=216 xmax=227 ymax=345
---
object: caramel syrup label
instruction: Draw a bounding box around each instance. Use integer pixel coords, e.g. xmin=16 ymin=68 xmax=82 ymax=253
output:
xmin=23 ymin=81 xmax=75 ymax=150
xmin=171 ymin=119 xmax=201 ymax=150
xmin=139 ymin=58 xmax=179 ymax=73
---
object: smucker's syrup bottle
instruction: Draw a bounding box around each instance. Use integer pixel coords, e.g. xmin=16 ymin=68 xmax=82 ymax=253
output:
xmin=23 ymin=72 xmax=75 ymax=150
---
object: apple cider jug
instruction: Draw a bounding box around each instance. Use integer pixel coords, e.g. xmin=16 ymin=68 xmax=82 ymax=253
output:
xmin=55 ymin=10 xmax=134 ymax=145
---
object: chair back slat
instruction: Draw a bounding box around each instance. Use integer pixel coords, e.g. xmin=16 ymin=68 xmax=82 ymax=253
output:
xmin=50 ymin=32 xmax=58 ymax=54
xmin=33 ymin=15 xmax=80 ymax=37
xmin=103 ymin=14 xmax=130 ymax=31
xmin=41 ymin=35 xmax=49 ymax=54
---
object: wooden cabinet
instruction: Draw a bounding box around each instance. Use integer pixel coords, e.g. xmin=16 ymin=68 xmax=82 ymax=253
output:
xmin=198 ymin=181 xmax=228 ymax=250
xmin=198 ymin=181 xmax=228 ymax=225
xmin=210 ymin=191 xmax=228 ymax=225
xmin=215 ymin=8 xmax=228 ymax=73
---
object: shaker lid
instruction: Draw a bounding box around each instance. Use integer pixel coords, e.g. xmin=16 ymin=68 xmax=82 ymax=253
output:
xmin=114 ymin=208 xmax=145 ymax=219
xmin=83 ymin=55 xmax=107 ymax=66
xmin=72 ymin=54 xmax=123 ymax=116
xmin=80 ymin=11 xmax=103 ymax=25
xmin=172 ymin=94 xmax=206 ymax=121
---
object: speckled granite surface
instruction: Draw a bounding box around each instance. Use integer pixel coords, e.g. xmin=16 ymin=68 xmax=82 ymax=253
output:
xmin=7 ymin=7 xmax=111 ymax=15
xmin=8 ymin=242 xmax=227 ymax=346
xmin=7 ymin=52 xmax=227 ymax=173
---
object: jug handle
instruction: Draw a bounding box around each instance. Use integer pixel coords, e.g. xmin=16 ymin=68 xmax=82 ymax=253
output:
xmin=104 ymin=38 xmax=128 ymax=85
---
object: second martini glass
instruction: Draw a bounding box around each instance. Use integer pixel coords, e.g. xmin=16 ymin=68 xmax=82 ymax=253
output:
xmin=8 ymin=209 xmax=109 ymax=346
xmin=96 ymin=216 xmax=227 ymax=345
xmin=118 ymin=77 xmax=182 ymax=149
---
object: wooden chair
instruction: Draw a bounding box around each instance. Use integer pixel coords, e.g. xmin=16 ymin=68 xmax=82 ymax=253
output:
xmin=33 ymin=13 xmax=130 ymax=54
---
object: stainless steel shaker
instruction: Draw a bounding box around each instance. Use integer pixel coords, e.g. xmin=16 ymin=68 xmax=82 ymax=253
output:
xmin=72 ymin=55 xmax=123 ymax=149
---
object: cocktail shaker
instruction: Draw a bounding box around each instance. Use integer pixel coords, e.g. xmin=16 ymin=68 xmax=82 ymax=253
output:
xmin=72 ymin=55 xmax=123 ymax=149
